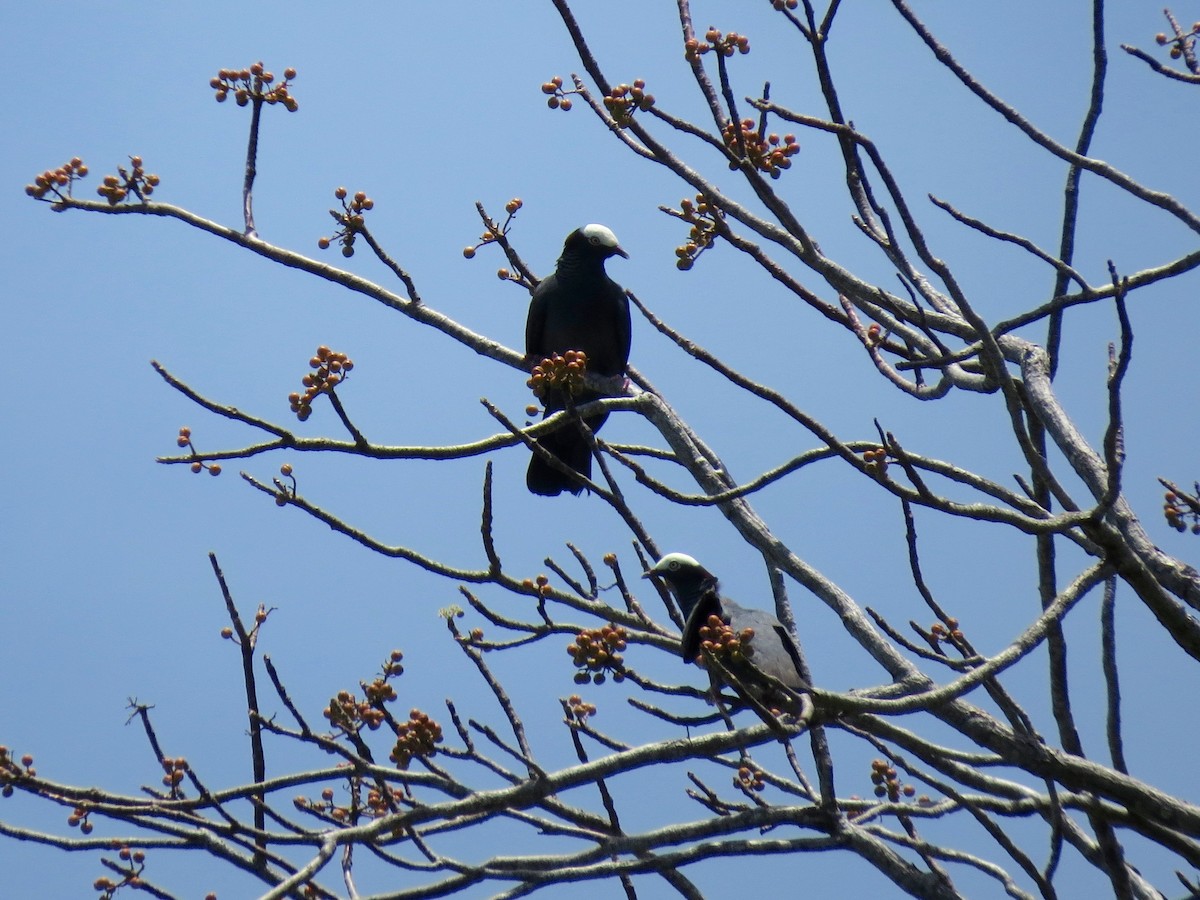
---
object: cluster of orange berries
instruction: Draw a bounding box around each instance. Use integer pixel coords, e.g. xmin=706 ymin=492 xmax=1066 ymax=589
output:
xmin=273 ymin=462 xmax=296 ymax=506
xmin=929 ymin=618 xmax=963 ymax=645
xmin=92 ymin=846 xmax=148 ymax=897
xmin=211 ymin=62 xmax=298 ymax=111
xmin=390 ymin=709 xmax=444 ymax=768
xmin=528 ymin=351 xmax=589 ymax=401
xmin=325 ymin=689 xmax=388 ymax=734
xmin=1163 ymin=488 xmax=1200 ymax=533
xmin=25 ymin=157 xmax=88 ymax=201
xmin=0 ymin=746 xmax=32 ymax=794
xmin=317 ymin=187 xmax=375 ymax=258
xmin=541 ymin=75 xmax=574 ymax=111
xmin=219 ymin=606 xmax=268 ymax=642
xmin=0 ymin=749 xmax=24 ymax=798
xmin=735 ymin=763 xmax=765 ymax=793
xmin=564 ymin=694 xmax=598 ymax=724
xmin=721 ymin=119 xmax=799 ymax=178
xmin=568 ymin=624 xmax=629 ymax=685
xmin=296 ymin=786 xmax=340 ymax=820
xmin=865 ymin=323 xmax=885 ymax=348
xmin=862 ymin=447 xmax=888 ymax=478
xmin=685 ymin=27 xmax=751 ymax=62
xmin=159 ymin=756 xmax=189 ymax=796
xmin=693 ymin=614 xmax=755 ymax=668
xmin=674 ymin=194 xmax=721 ymax=271
xmin=870 ymin=758 xmax=917 ymax=803
xmin=603 ymin=80 xmax=656 ymax=126
xmin=380 ymin=648 xmax=405 ymax=680
xmin=462 ymin=198 xmax=523 ymax=260
xmin=95 ymin=156 xmax=160 ymax=205
xmin=1155 ymin=24 xmax=1200 ymax=59
xmin=520 ymin=573 xmax=554 ymax=597
xmin=67 ymin=804 xmax=95 ymax=835
xmin=289 ymin=345 xmax=354 ymax=421
xmin=176 ymin=427 xmax=221 ymax=476
xmin=300 ymin=782 xmax=392 ymax=824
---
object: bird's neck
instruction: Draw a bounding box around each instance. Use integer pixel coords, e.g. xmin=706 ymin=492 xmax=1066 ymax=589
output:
xmin=555 ymin=254 xmax=607 ymax=284
xmin=673 ymin=576 xmax=718 ymax=618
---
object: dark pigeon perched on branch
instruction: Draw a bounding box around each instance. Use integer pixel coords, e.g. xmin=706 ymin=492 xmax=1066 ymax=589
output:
xmin=646 ymin=552 xmax=809 ymax=714
xmin=524 ymin=224 xmax=631 ymax=496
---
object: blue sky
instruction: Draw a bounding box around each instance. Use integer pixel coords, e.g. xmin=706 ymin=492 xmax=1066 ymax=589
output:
xmin=4 ymin=3 xmax=1200 ymax=897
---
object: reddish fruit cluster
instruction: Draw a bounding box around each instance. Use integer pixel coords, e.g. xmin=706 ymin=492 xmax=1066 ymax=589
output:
xmin=1155 ymin=23 xmax=1200 ymax=59
xmin=211 ymin=62 xmax=298 ymax=111
xmin=389 ymin=709 xmax=444 ymax=768
xmin=541 ymin=75 xmax=574 ymax=111
xmin=67 ymin=804 xmax=94 ymax=834
xmin=685 ymin=27 xmax=750 ymax=62
xmin=323 ymin=650 xmax=403 ymax=735
xmin=160 ymin=756 xmax=188 ymax=794
xmin=929 ymin=618 xmax=963 ymax=644
xmin=382 ymin=648 xmax=405 ymax=679
xmin=363 ymin=787 xmax=393 ymax=818
xmin=862 ymin=447 xmax=888 ymax=478
xmin=25 ymin=157 xmax=88 ymax=201
xmin=274 ymin=462 xmax=296 ymax=506
xmin=565 ymin=694 xmax=598 ymax=723
xmin=93 ymin=870 xmax=142 ymax=899
xmin=325 ymin=689 xmax=387 ymax=733
xmin=1163 ymin=489 xmax=1200 ymax=533
xmin=364 ymin=677 xmax=398 ymax=707
xmin=521 ymin=573 xmax=553 ymax=597
xmin=0 ymin=747 xmax=34 ymax=782
xmin=177 ymin=427 xmax=222 ymax=476
xmin=735 ymin=763 xmax=765 ymax=792
xmin=318 ymin=187 xmax=375 ymax=258
xmin=294 ymin=787 xmax=345 ymax=825
xmin=674 ymin=194 xmax=722 ymax=271
xmin=603 ymin=80 xmax=655 ymax=126
xmin=694 ymin=614 xmax=755 ymax=667
xmin=0 ymin=746 xmax=20 ymax=797
xmin=567 ymin=624 xmax=628 ymax=685
xmin=865 ymin=323 xmax=884 ymax=347
xmin=870 ymin=758 xmax=916 ymax=802
xmin=721 ymin=119 xmax=799 ymax=178
xmin=96 ymin=156 xmax=160 ymax=205
xmin=463 ymin=199 xmax=523 ymax=259
xmin=96 ymin=846 xmax=148 ymax=896
xmin=772 ymin=0 xmax=799 ymax=9
xmin=528 ymin=351 xmax=588 ymax=401
xmin=297 ymin=783 xmax=382 ymax=824
xmin=289 ymin=345 xmax=354 ymax=421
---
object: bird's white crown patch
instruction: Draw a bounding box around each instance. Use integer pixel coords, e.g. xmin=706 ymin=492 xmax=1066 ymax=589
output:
xmin=652 ymin=552 xmax=702 ymax=573
xmin=581 ymin=223 xmax=621 ymax=249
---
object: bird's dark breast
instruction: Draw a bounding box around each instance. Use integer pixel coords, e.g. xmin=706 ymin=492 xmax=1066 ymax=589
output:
xmin=531 ymin=283 xmax=628 ymax=377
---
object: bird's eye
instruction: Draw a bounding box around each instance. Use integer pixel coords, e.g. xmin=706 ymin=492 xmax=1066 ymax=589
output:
xmin=589 ymin=236 xmax=601 ymax=245
xmin=668 ymin=561 xmax=680 ymax=570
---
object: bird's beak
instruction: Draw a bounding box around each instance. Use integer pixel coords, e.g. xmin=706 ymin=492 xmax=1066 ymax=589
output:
xmin=613 ymin=246 xmax=629 ymax=260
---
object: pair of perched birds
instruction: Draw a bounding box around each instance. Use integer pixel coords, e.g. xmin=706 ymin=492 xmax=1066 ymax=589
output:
xmin=524 ymin=225 xmax=809 ymax=715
